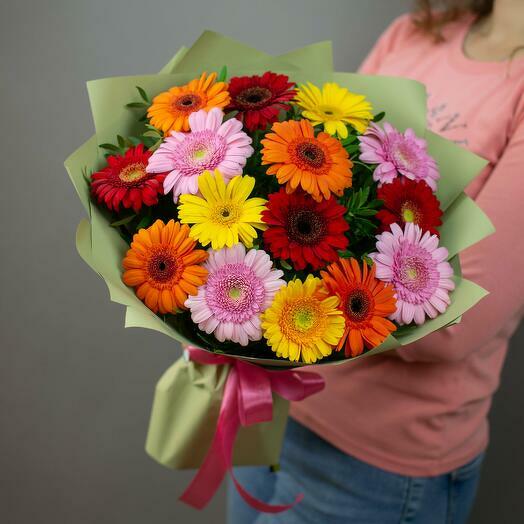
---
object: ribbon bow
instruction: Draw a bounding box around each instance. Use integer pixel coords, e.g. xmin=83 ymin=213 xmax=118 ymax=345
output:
xmin=179 ymin=346 xmax=325 ymax=513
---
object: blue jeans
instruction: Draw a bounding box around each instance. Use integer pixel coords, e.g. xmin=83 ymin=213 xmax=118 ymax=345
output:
xmin=227 ymin=418 xmax=483 ymax=524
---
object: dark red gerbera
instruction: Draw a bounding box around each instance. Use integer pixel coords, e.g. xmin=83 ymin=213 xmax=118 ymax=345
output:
xmin=91 ymin=144 xmax=166 ymax=213
xmin=226 ymin=72 xmax=296 ymax=131
xmin=262 ymin=189 xmax=349 ymax=271
xmin=376 ymin=177 xmax=443 ymax=236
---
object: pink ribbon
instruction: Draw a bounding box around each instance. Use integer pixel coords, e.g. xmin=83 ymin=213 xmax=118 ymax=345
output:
xmin=179 ymin=346 xmax=325 ymax=513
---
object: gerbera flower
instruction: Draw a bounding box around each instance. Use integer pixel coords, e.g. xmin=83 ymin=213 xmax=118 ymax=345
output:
xmin=146 ymin=108 xmax=253 ymax=202
xmin=370 ymin=222 xmax=455 ymax=325
xmin=294 ymin=82 xmax=373 ymax=137
xmin=122 ymin=219 xmax=208 ymax=314
xmin=178 ymin=170 xmax=267 ymax=249
xmin=226 ymin=72 xmax=296 ymax=131
xmin=185 ymin=243 xmax=285 ymax=346
xmin=321 ymin=258 xmax=397 ymax=357
xmin=359 ymin=122 xmax=439 ymax=190
xmin=90 ymin=144 xmax=165 ymax=213
xmin=261 ymin=119 xmax=352 ymax=202
xmin=261 ymin=275 xmax=345 ymax=363
xmin=376 ymin=178 xmax=443 ymax=236
xmin=262 ymin=189 xmax=349 ymax=270
xmin=147 ymin=72 xmax=230 ymax=135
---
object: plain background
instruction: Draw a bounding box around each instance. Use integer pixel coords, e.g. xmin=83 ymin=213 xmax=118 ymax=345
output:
xmin=1 ymin=0 xmax=523 ymax=522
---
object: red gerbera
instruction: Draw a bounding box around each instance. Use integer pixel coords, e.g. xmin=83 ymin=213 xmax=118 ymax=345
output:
xmin=91 ymin=144 xmax=166 ymax=213
xmin=262 ymin=189 xmax=349 ymax=271
xmin=226 ymin=72 xmax=296 ymax=131
xmin=376 ymin=178 xmax=443 ymax=236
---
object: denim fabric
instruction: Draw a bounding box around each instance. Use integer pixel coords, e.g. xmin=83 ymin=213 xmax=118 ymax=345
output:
xmin=227 ymin=418 xmax=483 ymax=524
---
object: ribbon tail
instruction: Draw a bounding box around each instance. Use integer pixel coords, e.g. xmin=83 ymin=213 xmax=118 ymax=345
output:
xmin=179 ymin=369 xmax=240 ymax=509
xmin=179 ymin=424 xmax=231 ymax=509
xmin=231 ymin=469 xmax=304 ymax=514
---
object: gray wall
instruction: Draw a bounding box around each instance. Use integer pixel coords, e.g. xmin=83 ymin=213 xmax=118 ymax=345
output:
xmin=1 ymin=1 xmax=522 ymax=523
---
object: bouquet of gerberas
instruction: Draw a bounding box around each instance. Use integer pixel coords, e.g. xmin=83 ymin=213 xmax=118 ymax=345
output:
xmin=66 ymin=32 xmax=494 ymax=512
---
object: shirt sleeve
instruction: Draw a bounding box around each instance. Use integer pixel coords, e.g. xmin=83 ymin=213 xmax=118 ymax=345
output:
xmin=397 ymin=105 xmax=524 ymax=363
xmin=358 ymin=14 xmax=414 ymax=74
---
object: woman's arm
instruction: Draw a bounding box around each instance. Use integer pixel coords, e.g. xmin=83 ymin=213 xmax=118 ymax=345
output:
xmin=397 ymin=110 xmax=524 ymax=363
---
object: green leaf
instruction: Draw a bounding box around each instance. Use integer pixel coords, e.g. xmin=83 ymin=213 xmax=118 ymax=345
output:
xmin=358 ymin=188 xmax=370 ymax=206
xmin=373 ymin=111 xmax=385 ymax=123
xmin=280 ymin=260 xmax=293 ymax=271
xmin=341 ymin=134 xmax=359 ymax=146
xmin=367 ymin=198 xmax=383 ymax=209
xmin=344 ymin=144 xmax=361 ymax=155
xmin=136 ymin=215 xmax=153 ymax=230
xmin=149 ymin=138 xmax=163 ymax=151
xmin=117 ymin=135 xmax=126 ymax=149
xmin=110 ymin=214 xmax=137 ymax=227
xmin=217 ymin=65 xmax=228 ymax=83
xmin=126 ymin=136 xmax=142 ymax=146
xmin=99 ymin=143 xmax=120 ymax=152
xmin=136 ymin=85 xmax=150 ymax=103
xmin=338 ymin=250 xmax=354 ymax=259
xmin=81 ymin=166 xmax=92 ymax=183
xmin=126 ymin=102 xmax=148 ymax=108
xmin=143 ymin=130 xmax=161 ymax=138
xmin=355 ymin=208 xmax=378 ymax=217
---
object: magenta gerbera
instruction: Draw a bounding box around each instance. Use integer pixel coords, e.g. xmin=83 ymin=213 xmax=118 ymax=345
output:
xmin=370 ymin=222 xmax=455 ymax=325
xmin=185 ymin=243 xmax=285 ymax=346
xmin=359 ymin=122 xmax=439 ymax=190
xmin=146 ymin=108 xmax=254 ymax=202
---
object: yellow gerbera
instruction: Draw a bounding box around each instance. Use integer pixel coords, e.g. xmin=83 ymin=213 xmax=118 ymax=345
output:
xmin=294 ymin=82 xmax=373 ymax=138
xmin=147 ymin=72 xmax=230 ymax=135
xmin=178 ymin=170 xmax=267 ymax=249
xmin=261 ymin=275 xmax=345 ymax=363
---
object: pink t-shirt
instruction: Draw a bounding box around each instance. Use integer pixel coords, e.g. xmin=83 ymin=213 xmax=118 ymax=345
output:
xmin=291 ymin=13 xmax=524 ymax=476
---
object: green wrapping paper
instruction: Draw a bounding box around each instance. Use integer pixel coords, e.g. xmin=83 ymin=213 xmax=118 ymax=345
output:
xmin=66 ymin=31 xmax=495 ymax=471
xmin=145 ymin=356 xmax=289 ymax=469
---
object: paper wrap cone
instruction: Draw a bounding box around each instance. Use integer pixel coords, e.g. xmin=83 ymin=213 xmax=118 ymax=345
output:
xmin=145 ymin=357 xmax=289 ymax=469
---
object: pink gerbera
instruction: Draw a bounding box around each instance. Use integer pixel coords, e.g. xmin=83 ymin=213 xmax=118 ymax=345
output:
xmin=185 ymin=243 xmax=285 ymax=346
xmin=146 ymin=108 xmax=254 ymax=202
xmin=370 ymin=222 xmax=455 ymax=325
xmin=358 ymin=122 xmax=439 ymax=190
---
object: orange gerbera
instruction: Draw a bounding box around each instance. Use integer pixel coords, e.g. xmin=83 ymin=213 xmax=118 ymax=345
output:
xmin=122 ymin=219 xmax=208 ymax=314
xmin=321 ymin=258 xmax=397 ymax=357
xmin=261 ymin=119 xmax=352 ymax=202
xmin=147 ymin=72 xmax=230 ymax=134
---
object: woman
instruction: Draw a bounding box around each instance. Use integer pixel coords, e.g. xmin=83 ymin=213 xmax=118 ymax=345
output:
xmin=228 ymin=1 xmax=524 ymax=523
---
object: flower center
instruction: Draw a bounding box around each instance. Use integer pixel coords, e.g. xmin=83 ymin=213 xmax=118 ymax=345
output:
xmin=400 ymin=200 xmax=420 ymax=224
xmin=174 ymin=93 xmax=203 ymax=113
xmin=236 ymin=86 xmax=273 ymax=108
xmin=345 ymin=288 xmax=372 ymax=323
xmin=118 ymin=162 xmax=147 ymax=184
xmin=280 ymin=298 xmax=325 ymax=342
xmin=193 ymin=148 xmax=208 ymax=160
xmin=206 ymin=263 xmax=266 ymax=323
xmin=286 ymin=208 xmax=327 ymax=245
xmin=399 ymin=256 xmax=430 ymax=292
xmin=147 ymin=249 xmax=181 ymax=286
xmin=176 ymin=131 xmax=228 ymax=177
xmin=228 ymin=286 xmax=242 ymax=299
xmin=290 ymin=139 xmax=326 ymax=171
xmin=212 ymin=202 xmax=241 ymax=225
xmin=391 ymin=140 xmax=419 ymax=171
xmin=319 ymin=106 xmax=339 ymax=119
xmin=390 ymin=242 xmax=440 ymax=304
xmin=294 ymin=307 xmax=314 ymax=331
